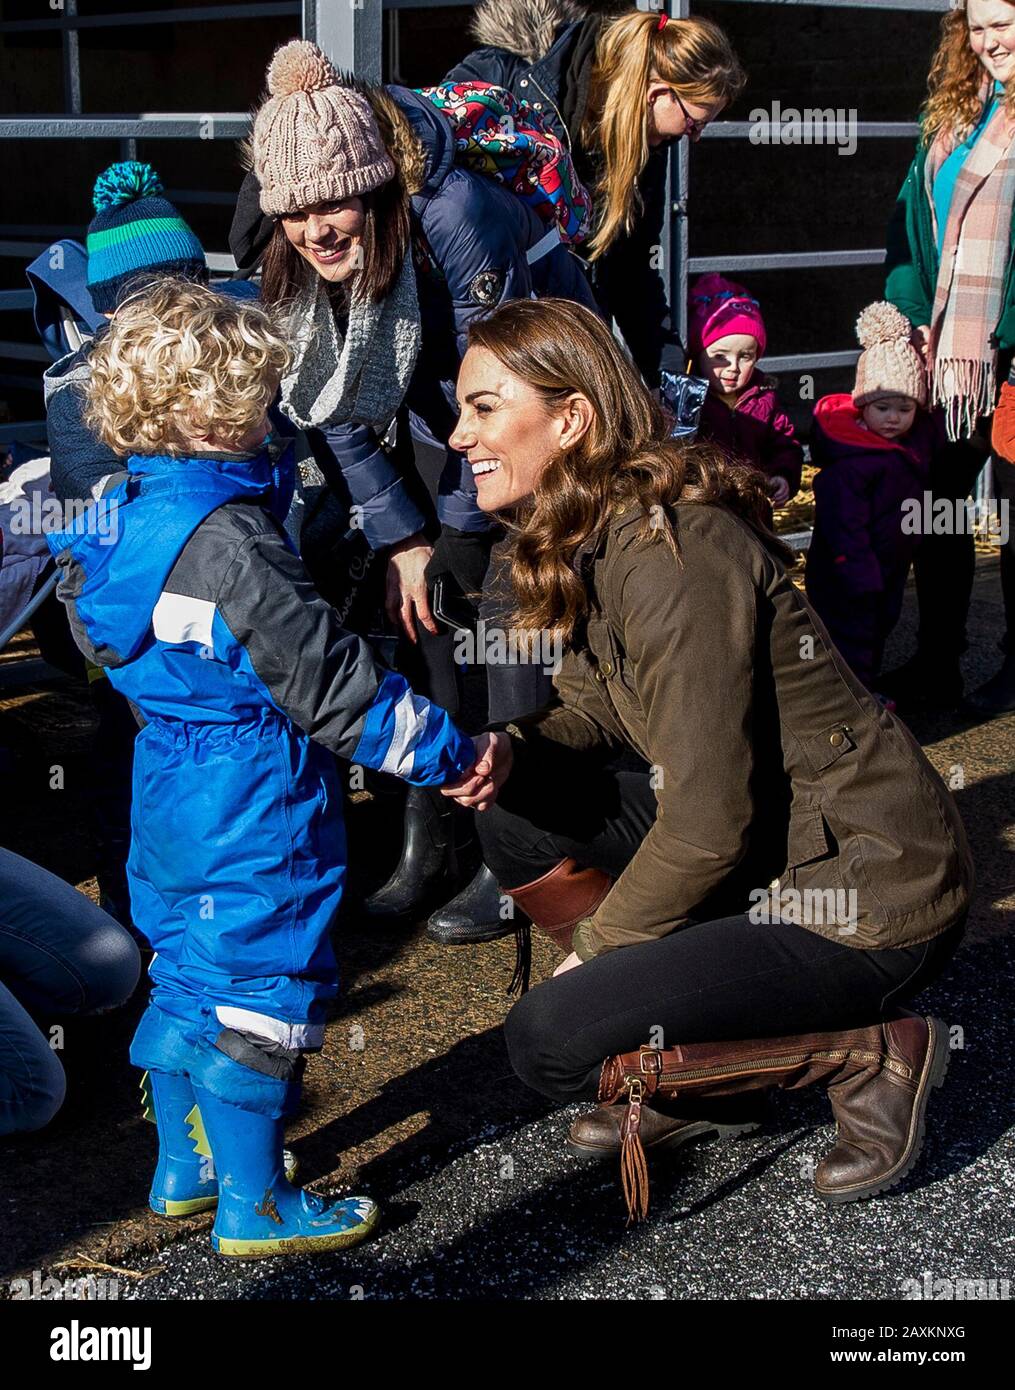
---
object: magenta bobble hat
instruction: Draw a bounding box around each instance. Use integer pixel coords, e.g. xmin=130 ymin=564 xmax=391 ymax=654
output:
xmin=252 ymin=40 xmax=395 ymax=216
xmin=688 ymin=273 xmax=767 ymax=358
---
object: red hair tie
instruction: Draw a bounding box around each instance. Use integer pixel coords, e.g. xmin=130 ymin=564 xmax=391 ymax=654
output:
xmin=657 ymin=12 xmax=669 ymax=30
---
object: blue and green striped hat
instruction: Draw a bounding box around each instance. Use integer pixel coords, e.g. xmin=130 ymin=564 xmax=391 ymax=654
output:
xmin=86 ymin=161 xmax=206 ymax=312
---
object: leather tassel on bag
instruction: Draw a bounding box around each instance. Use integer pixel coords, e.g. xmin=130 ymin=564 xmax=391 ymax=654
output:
xmin=619 ymin=1079 xmax=650 ymax=1223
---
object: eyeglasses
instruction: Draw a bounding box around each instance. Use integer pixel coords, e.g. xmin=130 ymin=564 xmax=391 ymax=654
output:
xmin=672 ymin=91 xmax=710 ymax=141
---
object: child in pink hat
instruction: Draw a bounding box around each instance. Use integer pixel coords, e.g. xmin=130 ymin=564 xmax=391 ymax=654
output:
xmin=688 ymin=274 xmax=803 ymax=506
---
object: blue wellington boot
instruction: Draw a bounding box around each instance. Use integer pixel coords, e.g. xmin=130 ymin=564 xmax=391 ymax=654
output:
xmin=192 ymin=1084 xmax=379 ymax=1259
xmin=142 ymin=1070 xmax=219 ymax=1217
xmin=142 ymin=1071 xmax=299 ymax=1218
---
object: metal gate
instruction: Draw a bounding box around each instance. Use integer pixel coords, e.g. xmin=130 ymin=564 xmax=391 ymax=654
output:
xmin=0 ymin=0 xmax=965 ymax=459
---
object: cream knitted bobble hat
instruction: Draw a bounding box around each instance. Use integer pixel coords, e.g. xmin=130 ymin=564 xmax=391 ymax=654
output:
xmin=252 ymin=40 xmax=395 ymax=215
xmin=852 ymin=301 xmax=928 ymax=409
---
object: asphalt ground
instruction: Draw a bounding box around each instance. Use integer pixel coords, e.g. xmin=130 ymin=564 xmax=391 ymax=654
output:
xmin=1 ymin=555 xmax=1012 ymax=1305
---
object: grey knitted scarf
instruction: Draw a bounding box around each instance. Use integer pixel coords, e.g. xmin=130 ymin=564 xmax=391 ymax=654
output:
xmin=278 ymin=247 xmax=421 ymax=432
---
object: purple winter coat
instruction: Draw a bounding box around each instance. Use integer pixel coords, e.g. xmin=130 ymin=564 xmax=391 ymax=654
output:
xmin=805 ymin=393 xmax=939 ymax=687
xmin=696 ymin=374 xmax=804 ymax=498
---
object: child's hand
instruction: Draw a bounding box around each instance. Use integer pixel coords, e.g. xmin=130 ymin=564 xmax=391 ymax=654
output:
xmin=768 ymin=476 xmax=791 ymax=507
xmin=441 ymin=731 xmax=513 ymax=812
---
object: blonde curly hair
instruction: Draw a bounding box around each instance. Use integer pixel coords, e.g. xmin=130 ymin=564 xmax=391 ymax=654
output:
xmin=84 ymin=278 xmax=292 ymax=456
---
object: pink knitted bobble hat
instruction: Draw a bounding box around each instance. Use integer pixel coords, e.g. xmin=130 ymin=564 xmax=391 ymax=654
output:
xmin=852 ymin=302 xmax=927 ymax=409
xmin=252 ymin=39 xmax=395 ymax=216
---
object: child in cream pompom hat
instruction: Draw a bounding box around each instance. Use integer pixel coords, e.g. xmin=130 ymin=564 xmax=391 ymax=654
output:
xmin=806 ymin=302 xmax=940 ymax=700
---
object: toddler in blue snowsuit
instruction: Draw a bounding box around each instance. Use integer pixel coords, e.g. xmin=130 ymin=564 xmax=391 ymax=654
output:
xmin=47 ymin=279 xmax=492 ymax=1257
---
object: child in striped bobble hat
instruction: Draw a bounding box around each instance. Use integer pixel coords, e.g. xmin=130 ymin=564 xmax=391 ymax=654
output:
xmin=85 ymin=161 xmax=208 ymax=312
xmin=806 ymin=301 xmax=941 ymax=702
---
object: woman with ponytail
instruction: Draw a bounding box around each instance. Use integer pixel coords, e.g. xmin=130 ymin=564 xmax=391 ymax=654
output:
xmin=445 ymin=2 xmax=746 ymax=386
xmin=883 ymin=0 xmax=1015 ymax=713
xmin=444 ymin=297 xmax=973 ymax=1216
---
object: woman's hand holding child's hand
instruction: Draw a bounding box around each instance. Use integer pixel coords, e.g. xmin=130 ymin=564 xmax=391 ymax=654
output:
xmin=441 ymin=731 xmax=513 ymax=812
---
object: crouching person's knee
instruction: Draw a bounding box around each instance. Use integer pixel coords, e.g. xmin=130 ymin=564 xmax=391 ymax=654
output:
xmin=79 ymin=919 xmax=142 ymax=1015
xmin=0 ymin=1042 xmax=66 ymax=1136
xmin=503 ymin=987 xmax=572 ymax=1100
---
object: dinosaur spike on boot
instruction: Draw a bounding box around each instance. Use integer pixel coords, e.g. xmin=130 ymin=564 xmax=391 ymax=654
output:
xmin=143 ymin=1070 xmax=219 ymax=1217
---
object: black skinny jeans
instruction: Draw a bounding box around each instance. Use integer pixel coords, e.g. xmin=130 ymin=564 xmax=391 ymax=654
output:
xmin=479 ymin=750 xmax=965 ymax=1102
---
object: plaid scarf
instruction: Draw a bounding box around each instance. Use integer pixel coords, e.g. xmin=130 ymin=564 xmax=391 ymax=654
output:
xmin=925 ymin=81 xmax=1015 ymax=441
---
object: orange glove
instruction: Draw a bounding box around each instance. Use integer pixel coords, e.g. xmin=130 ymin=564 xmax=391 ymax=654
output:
xmin=991 ymin=380 xmax=1015 ymax=459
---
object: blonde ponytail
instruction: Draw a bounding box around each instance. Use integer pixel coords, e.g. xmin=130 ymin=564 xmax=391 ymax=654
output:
xmin=582 ymin=11 xmax=745 ymax=260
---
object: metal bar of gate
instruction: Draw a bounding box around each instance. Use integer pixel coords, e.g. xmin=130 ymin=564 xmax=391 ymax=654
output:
xmin=0 ymin=116 xmax=252 ymax=139
xmin=303 ymin=0 xmax=383 ymax=81
xmin=0 ymin=4 xmax=300 ymax=33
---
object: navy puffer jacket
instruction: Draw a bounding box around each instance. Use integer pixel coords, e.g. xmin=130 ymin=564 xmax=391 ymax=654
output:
xmin=230 ymin=86 xmax=599 ymax=537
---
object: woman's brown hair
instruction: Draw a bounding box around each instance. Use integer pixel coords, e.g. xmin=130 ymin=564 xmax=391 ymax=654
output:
xmin=922 ymin=2 xmax=1015 ymax=145
xmin=259 ymin=174 xmax=411 ymax=310
xmin=582 ymin=10 xmax=746 ymax=259
xmin=465 ymin=298 xmax=794 ymax=645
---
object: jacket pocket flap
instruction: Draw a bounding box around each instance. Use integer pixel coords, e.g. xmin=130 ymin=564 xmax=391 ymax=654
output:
xmin=786 ymin=806 xmax=830 ymax=867
xmin=802 ymin=723 xmax=857 ymax=774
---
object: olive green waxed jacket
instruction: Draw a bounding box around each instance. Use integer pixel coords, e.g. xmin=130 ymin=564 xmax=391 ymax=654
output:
xmin=508 ymin=503 xmax=975 ymax=959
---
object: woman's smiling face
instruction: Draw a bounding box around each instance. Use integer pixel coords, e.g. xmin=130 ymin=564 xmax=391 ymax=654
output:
xmin=968 ymin=0 xmax=1015 ymax=82
xmin=449 ymin=346 xmax=592 ymax=512
xmin=281 ymin=197 xmax=365 ymax=283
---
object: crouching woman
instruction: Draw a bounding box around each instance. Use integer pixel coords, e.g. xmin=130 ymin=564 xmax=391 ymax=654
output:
xmin=448 ymin=298 xmax=974 ymax=1218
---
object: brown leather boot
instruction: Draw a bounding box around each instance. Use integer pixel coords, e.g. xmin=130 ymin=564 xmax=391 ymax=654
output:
xmin=815 ymin=1014 xmax=951 ymax=1205
xmin=505 ymin=858 xmax=612 ymax=953
xmin=568 ymin=1098 xmax=762 ymax=1160
xmin=597 ymin=1015 xmax=950 ymax=1220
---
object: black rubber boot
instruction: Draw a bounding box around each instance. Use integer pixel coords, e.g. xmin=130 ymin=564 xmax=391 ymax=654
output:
xmin=964 ymin=652 xmax=1015 ymax=714
xmin=363 ymin=785 xmax=463 ymax=921
xmin=426 ymin=863 xmax=517 ymax=945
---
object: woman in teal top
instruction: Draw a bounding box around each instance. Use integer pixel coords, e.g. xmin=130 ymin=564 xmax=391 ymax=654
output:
xmin=883 ymin=1 xmax=1015 ymax=716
